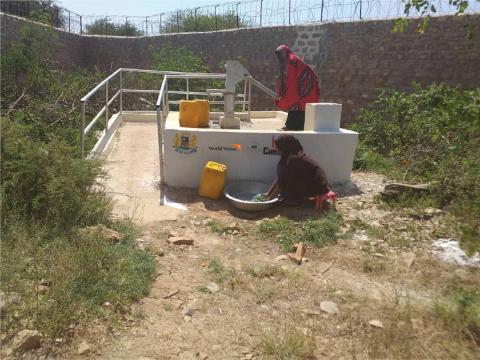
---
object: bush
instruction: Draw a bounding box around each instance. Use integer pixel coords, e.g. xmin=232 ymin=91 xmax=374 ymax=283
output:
xmin=351 ymin=84 xmax=480 ymax=253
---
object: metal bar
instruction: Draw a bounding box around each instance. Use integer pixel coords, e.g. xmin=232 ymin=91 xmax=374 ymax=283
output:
xmin=156 ymin=76 xmax=168 ymax=108
xmin=166 ymin=74 xmax=225 ymax=79
xmin=68 ymin=10 xmax=71 ymax=32
xmin=81 ymin=101 xmax=85 ymax=157
xmin=169 ymin=100 xmax=249 ymax=105
xmin=80 ymin=15 xmax=83 ymax=34
xmin=107 ymin=89 xmax=120 ymax=107
xmin=321 ymin=0 xmax=324 ymax=22
xmin=242 ymin=78 xmax=247 ymax=112
xmin=145 ymin=16 xmax=148 ymax=35
xmin=120 ymin=68 xmax=220 ymax=75
xmin=122 ymin=89 xmax=160 ymax=94
xmin=105 ymin=81 xmax=109 ymax=131
xmin=359 ymin=0 xmax=363 ymax=20
xmin=119 ymin=71 xmax=123 ymax=114
xmin=249 ymin=76 xmax=279 ymax=99
xmin=248 ymin=77 xmax=252 ymax=120
xmin=177 ymin=11 xmax=180 ymax=33
xmin=84 ymin=106 xmax=106 ymax=135
xmin=215 ymin=5 xmax=219 ymax=30
xmin=186 ymin=78 xmax=189 ymax=100
xmin=81 ymin=68 xmax=121 ymax=102
xmin=236 ymin=3 xmax=239 ymax=28
xmin=156 ymin=105 xmax=164 ymax=205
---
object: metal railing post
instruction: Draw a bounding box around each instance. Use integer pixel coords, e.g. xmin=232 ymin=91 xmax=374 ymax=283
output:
xmin=156 ymin=104 xmax=164 ymax=205
xmin=177 ymin=11 xmax=180 ymax=33
xmin=159 ymin=14 xmax=163 ymax=34
xmin=195 ymin=7 xmax=199 ymax=31
xmin=215 ymin=5 xmax=219 ymax=30
xmin=359 ymin=0 xmax=363 ymax=20
xmin=119 ymin=70 xmax=123 ymax=114
xmin=145 ymin=16 xmax=148 ymax=35
xmin=68 ymin=10 xmax=71 ymax=32
xmin=186 ymin=77 xmax=189 ymax=100
xmin=81 ymin=101 xmax=85 ymax=157
xmin=80 ymin=15 xmax=83 ymax=34
xmin=321 ymin=0 xmax=324 ymax=22
xmin=248 ymin=77 xmax=252 ymax=120
xmin=260 ymin=0 xmax=263 ymax=26
xmin=242 ymin=78 xmax=247 ymax=112
xmin=105 ymin=82 xmax=109 ymax=131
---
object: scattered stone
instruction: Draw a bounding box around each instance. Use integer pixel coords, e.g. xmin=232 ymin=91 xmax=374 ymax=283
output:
xmin=168 ymin=230 xmax=179 ymax=238
xmin=207 ymin=282 xmax=220 ymax=294
xmin=196 ymin=352 xmax=208 ymax=360
xmin=381 ymin=182 xmax=431 ymax=199
xmin=402 ymin=252 xmax=416 ymax=268
xmin=36 ymin=285 xmax=49 ymax=293
xmin=167 ymin=236 xmax=194 ymax=246
xmin=369 ymin=320 xmax=384 ymax=328
xmin=373 ymin=253 xmax=385 ymax=258
xmin=12 ymin=330 xmax=42 ymax=353
xmin=232 ymin=230 xmax=240 ymax=235
xmin=163 ymin=289 xmax=179 ymax=299
xmin=432 ymin=238 xmax=480 ymax=267
xmin=320 ymin=301 xmax=338 ymax=315
xmin=182 ymin=307 xmax=193 ymax=317
xmin=81 ymin=224 xmax=124 ymax=242
xmin=55 ymin=338 xmax=63 ymax=343
xmin=288 ymin=242 xmax=306 ymax=265
xmin=275 ymin=255 xmax=288 ymax=261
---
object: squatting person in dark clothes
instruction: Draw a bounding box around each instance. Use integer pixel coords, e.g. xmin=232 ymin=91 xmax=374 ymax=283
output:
xmin=265 ymin=134 xmax=335 ymax=208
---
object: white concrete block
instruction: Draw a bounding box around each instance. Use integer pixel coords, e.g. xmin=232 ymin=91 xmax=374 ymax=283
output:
xmin=305 ymin=103 xmax=342 ymax=132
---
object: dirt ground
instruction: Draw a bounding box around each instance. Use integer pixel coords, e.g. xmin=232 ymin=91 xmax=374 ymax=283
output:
xmin=61 ymin=122 xmax=479 ymax=359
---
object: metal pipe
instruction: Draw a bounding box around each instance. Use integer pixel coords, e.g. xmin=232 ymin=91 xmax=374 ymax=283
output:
xmin=81 ymin=68 xmax=121 ymax=102
xmin=156 ymin=105 xmax=164 ymax=205
xmin=321 ymin=0 xmax=324 ymax=22
xmin=288 ymin=0 xmax=291 ymax=25
xmin=186 ymin=78 xmax=189 ymax=100
xmin=105 ymin=81 xmax=109 ymax=131
xmin=242 ymin=79 xmax=247 ymax=112
xmin=119 ymin=70 xmax=123 ymax=114
xmin=107 ymin=89 xmax=120 ymax=106
xmin=215 ymin=5 xmax=219 ymax=30
xmin=80 ymin=15 xmax=83 ymax=34
xmin=84 ymin=106 xmax=106 ymax=135
xmin=122 ymin=89 xmax=160 ymax=94
xmin=248 ymin=76 xmax=279 ymax=99
xmin=81 ymin=101 xmax=85 ymax=157
xmin=248 ymin=77 xmax=252 ymax=120
xmin=260 ymin=0 xmax=263 ymax=26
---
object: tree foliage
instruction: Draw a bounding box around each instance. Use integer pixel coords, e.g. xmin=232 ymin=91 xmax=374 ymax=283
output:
xmin=86 ymin=18 xmax=143 ymax=36
xmin=163 ymin=11 xmax=248 ymax=33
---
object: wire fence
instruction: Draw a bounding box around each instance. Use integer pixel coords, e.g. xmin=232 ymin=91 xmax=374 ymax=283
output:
xmin=3 ymin=0 xmax=480 ymax=36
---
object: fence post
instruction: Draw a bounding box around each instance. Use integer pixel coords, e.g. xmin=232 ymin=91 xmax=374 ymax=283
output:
xmin=80 ymin=15 xmax=83 ymax=34
xmin=159 ymin=14 xmax=163 ymax=34
xmin=68 ymin=10 xmax=71 ymax=32
xmin=215 ymin=5 xmax=219 ymax=30
xmin=195 ymin=8 xmax=199 ymax=31
xmin=119 ymin=70 xmax=123 ymax=114
xmin=260 ymin=0 xmax=263 ymax=27
xmin=177 ymin=11 xmax=180 ymax=33
xmin=145 ymin=17 xmax=148 ymax=35
xmin=288 ymin=0 xmax=291 ymax=25
xmin=321 ymin=0 xmax=324 ymax=22
xmin=236 ymin=2 xmax=240 ymax=28
xmin=359 ymin=0 xmax=363 ymax=20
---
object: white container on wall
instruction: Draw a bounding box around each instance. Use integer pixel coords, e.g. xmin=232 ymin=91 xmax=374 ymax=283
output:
xmin=304 ymin=103 xmax=342 ymax=132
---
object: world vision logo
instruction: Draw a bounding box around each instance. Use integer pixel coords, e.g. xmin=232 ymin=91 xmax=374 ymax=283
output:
xmin=208 ymin=144 xmax=242 ymax=151
xmin=263 ymin=135 xmax=280 ymax=155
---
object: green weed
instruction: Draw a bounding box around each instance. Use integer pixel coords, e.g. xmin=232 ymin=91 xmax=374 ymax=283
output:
xmin=259 ymin=325 xmax=316 ymax=359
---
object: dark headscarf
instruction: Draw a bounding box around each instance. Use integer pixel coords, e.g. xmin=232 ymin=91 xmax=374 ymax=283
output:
xmin=274 ymin=134 xmax=304 ymax=163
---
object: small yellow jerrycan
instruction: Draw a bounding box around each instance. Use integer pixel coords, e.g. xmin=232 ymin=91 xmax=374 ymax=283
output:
xmin=199 ymin=161 xmax=227 ymax=200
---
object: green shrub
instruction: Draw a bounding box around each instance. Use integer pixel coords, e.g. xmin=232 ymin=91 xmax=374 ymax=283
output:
xmin=351 ymin=84 xmax=480 ymax=253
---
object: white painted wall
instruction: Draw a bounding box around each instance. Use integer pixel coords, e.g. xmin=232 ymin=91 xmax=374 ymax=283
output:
xmin=164 ymin=112 xmax=358 ymax=188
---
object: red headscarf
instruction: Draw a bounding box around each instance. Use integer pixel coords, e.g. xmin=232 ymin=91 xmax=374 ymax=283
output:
xmin=275 ymin=45 xmax=320 ymax=112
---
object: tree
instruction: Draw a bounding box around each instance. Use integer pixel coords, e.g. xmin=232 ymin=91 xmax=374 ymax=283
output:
xmin=394 ymin=0 xmax=477 ymax=33
xmin=86 ymin=18 xmax=143 ymax=36
xmin=163 ymin=11 xmax=249 ymax=33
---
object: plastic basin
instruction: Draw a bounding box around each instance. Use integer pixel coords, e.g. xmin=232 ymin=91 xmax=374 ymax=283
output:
xmin=224 ymin=181 xmax=279 ymax=211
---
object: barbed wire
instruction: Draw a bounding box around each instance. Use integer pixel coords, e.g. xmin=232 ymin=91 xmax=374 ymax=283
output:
xmin=4 ymin=0 xmax=480 ymax=36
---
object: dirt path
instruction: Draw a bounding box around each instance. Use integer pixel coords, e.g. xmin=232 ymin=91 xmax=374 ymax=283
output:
xmin=86 ymin=124 xmax=479 ymax=359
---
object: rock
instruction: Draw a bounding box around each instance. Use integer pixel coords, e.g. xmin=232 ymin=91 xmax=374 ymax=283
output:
xmin=77 ymin=341 xmax=92 ymax=355
xmin=167 ymin=236 xmax=194 ymax=246
xmin=402 ymin=252 xmax=416 ymax=268
xmin=197 ymin=352 xmax=208 ymax=360
xmin=182 ymin=307 xmax=193 ymax=317
xmin=381 ymin=182 xmax=430 ymax=200
xmin=12 ymin=329 xmax=42 ymax=353
xmin=36 ymin=285 xmax=49 ymax=293
xmin=207 ymin=282 xmax=220 ymax=293
xmin=369 ymin=319 xmax=384 ymax=328
xmin=163 ymin=289 xmax=179 ymax=299
xmin=168 ymin=230 xmax=179 ymax=238
xmin=275 ymin=255 xmax=288 ymax=261
xmin=81 ymin=224 xmax=124 ymax=242
xmin=288 ymin=242 xmax=306 ymax=265
xmin=320 ymin=301 xmax=338 ymax=315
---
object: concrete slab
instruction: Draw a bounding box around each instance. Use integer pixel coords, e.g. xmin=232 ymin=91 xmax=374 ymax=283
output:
xmin=103 ymin=121 xmax=183 ymax=224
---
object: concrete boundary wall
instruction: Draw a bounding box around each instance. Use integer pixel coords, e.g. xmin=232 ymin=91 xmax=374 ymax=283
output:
xmin=2 ymin=13 xmax=480 ymax=122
